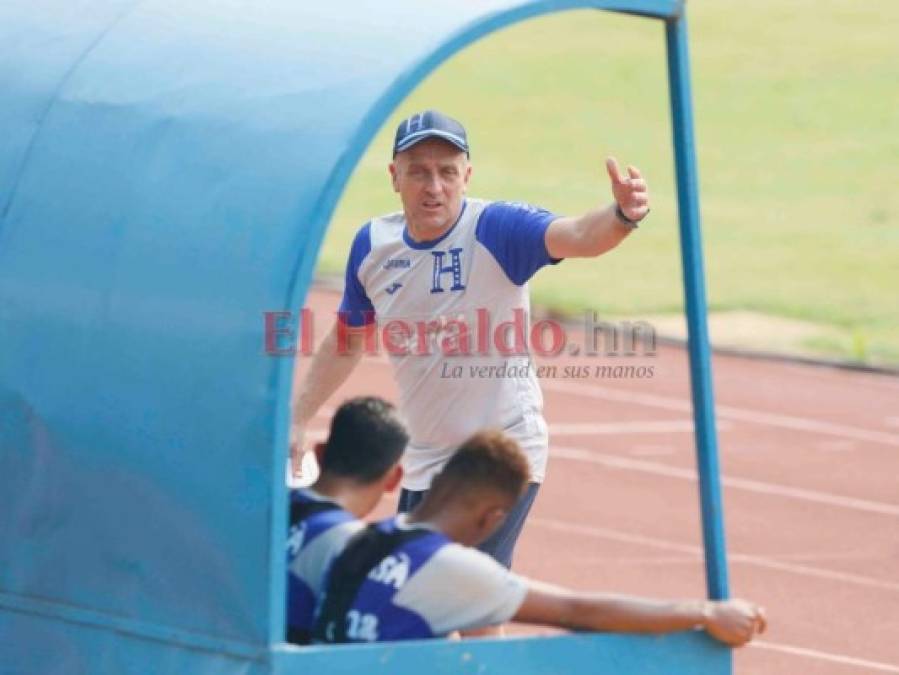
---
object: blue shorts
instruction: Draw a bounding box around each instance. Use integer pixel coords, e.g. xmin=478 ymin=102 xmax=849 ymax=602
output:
xmin=397 ymin=482 xmax=540 ymax=569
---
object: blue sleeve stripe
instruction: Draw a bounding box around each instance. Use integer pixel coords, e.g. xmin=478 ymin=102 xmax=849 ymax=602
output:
xmin=348 ymin=222 xmax=372 ymax=278
xmin=338 ymin=222 xmax=376 ymax=326
xmin=475 ymin=202 xmax=560 ymax=286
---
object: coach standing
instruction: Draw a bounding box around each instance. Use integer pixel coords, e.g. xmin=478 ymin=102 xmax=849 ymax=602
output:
xmin=291 ymin=110 xmax=649 ymax=571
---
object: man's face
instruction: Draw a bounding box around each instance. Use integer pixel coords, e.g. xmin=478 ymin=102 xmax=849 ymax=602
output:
xmin=389 ymin=139 xmax=472 ymax=239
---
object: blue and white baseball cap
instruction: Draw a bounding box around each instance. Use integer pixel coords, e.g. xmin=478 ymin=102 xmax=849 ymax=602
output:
xmin=393 ymin=110 xmax=469 ymax=157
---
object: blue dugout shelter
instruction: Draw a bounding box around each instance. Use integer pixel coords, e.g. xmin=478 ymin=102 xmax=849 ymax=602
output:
xmin=0 ymin=1 xmax=731 ymax=673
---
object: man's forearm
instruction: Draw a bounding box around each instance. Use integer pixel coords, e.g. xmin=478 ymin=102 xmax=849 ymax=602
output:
xmin=572 ymin=204 xmax=634 ymax=257
xmin=568 ymin=594 xmax=706 ymax=634
xmin=545 ymin=204 xmax=634 ymax=259
xmin=514 ymin=585 xmax=763 ymax=646
xmin=291 ymin=321 xmax=365 ymax=428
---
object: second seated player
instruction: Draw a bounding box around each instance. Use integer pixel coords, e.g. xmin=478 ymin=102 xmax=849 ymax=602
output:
xmin=291 ymin=110 xmax=650 ymax=575
xmin=312 ymin=431 xmax=766 ymax=646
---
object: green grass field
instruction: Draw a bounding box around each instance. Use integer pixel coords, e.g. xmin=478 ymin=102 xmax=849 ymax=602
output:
xmin=316 ymin=1 xmax=899 ymax=365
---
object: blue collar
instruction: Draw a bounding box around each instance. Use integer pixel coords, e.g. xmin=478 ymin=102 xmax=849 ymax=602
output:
xmin=402 ymin=200 xmax=467 ymax=250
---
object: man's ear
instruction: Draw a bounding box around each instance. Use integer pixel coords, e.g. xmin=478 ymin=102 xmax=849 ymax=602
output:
xmin=478 ymin=506 xmax=508 ymax=539
xmin=462 ymin=162 xmax=472 ymax=191
xmin=313 ymin=442 xmax=327 ymax=466
xmin=389 ymin=162 xmax=399 ymax=193
xmin=384 ymin=464 xmax=404 ymax=493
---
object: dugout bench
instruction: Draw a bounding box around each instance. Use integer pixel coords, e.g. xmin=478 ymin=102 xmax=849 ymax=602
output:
xmin=0 ymin=1 xmax=731 ymax=672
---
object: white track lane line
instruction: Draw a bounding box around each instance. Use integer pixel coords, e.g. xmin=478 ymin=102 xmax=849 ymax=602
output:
xmin=549 ymin=420 xmax=732 ymax=435
xmin=750 ymin=640 xmax=899 ymax=673
xmin=528 ymin=517 xmax=899 ymax=594
xmin=360 ymin=351 xmax=899 ymax=446
xmin=541 ymin=380 xmax=899 ymax=448
xmin=354 ymin=358 xmax=899 ymax=513
xmin=553 ymin=445 xmax=899 ymax=518
xmin=775 ymin=362 xmax=899 ymax=393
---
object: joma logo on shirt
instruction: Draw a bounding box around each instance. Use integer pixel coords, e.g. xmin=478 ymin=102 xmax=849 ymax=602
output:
xmin=368 ymin=552 xmax=411 ymax=589
xmin=384 ymin=258 xmax=411 ymax=270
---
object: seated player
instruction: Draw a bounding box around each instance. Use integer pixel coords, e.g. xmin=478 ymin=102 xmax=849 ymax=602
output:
xmin=286 ymin=396 xmax=407 ymax=645
xmin=312 ymin=430 xmax=767 ymax=646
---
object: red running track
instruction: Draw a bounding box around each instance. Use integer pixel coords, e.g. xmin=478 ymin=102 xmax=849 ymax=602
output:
xmin=294 ymin=288 xmax=899 ymax=674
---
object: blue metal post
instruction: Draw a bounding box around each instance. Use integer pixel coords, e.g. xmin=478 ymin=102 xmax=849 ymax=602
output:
xmin=665 ymin=13 xmax=730 ymax=600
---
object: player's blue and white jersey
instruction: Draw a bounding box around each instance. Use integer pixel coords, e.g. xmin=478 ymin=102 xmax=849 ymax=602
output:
xmin=285 ymin=488 xmax=362 ymax=642
xmin=339 ymin=199 xmax=561 ymax=490
xmin=315 ymin=515 xmax=528 ymax=642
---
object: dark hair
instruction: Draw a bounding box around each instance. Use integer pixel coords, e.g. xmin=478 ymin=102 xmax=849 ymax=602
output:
xmin=320 ymin=397 xmax=408 ymax=483
xmin=427 ymin=430 xmax=530 ymax=503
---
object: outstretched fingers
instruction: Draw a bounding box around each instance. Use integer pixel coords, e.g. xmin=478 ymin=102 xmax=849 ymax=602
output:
xmin=606 ymin=157 xmax=650 ymax=223
xmin=605 ymin=157 xmax=626 ymax=185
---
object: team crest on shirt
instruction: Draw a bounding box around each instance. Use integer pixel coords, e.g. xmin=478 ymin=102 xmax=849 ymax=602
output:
xmin=368 ymin=552 xmax=412 ymax=589
xmin=430 ymin=248 xmax=465 ymax=294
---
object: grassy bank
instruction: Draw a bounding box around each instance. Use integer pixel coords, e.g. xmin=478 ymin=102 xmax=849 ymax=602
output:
xmin=315 ymin=2 xmax=899 ymax=364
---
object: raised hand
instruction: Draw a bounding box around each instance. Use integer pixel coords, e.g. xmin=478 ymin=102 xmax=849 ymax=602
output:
xmin=606 ymin=157 xmax=650 ymax=224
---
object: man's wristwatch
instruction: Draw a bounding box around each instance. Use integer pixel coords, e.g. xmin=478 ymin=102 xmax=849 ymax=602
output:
xmin=615 ymin=203 xmax=648 ymax=229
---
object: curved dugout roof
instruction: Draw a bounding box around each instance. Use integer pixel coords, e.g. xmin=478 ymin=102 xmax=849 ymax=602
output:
xmin=1 ymin=2 xmax=729 ymax=674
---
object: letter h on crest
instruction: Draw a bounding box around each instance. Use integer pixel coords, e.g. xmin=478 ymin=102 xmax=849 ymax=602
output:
xmin=430 ymin=248 xmax=465 ymax=293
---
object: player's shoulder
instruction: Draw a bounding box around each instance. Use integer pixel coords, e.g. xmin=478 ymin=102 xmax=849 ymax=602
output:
xmin=465 ymin=197 xmax=492 ymax=212
xmin=367 ymin=209 xmax=407 ymax=246
xmin=370 ymin=209 xmax=405 ymax=227
xmin=474 ymin=199 xmax=557 ymax=243
xmin=329 ymin=517 xmax=365 ymax=539
xmin=346 ymin=213 xmax=402 ymax=267
xmin=393 ymin=541 xmax=523 ymax=611
xmin=301 ymin=514 xmax=361 ymax=547
xmin=479 ymin=199 xmax=551 ymax=219
xmin=427 ymin=541 xmax=508 ymax=575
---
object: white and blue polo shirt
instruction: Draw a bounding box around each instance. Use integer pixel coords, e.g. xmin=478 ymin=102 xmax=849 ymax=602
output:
xmin=339 ymin=199 xmax=561 ymax=490
xmin=285 ymin=488 xmax=363 ymax=644
xmin=313 ymin=515 xmax=529 ymax=642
